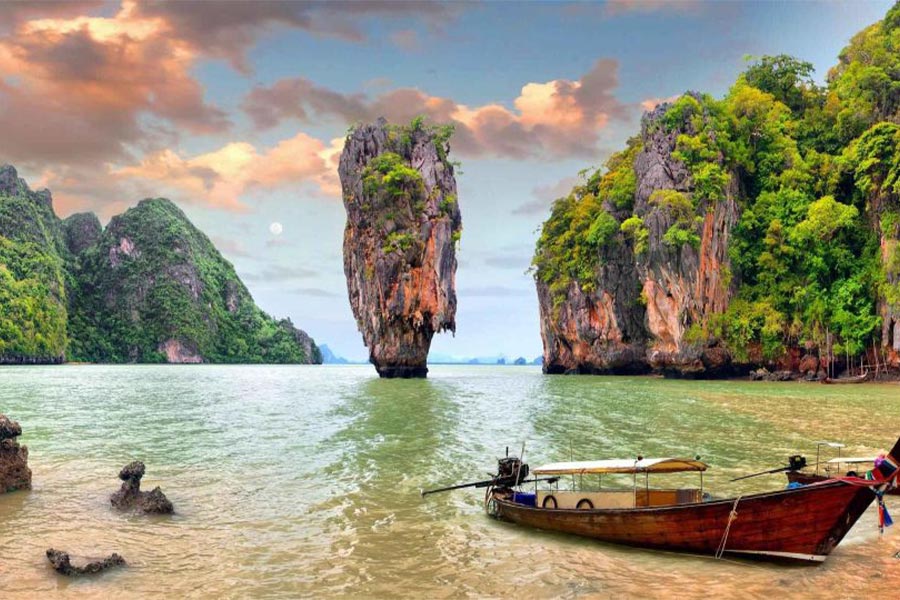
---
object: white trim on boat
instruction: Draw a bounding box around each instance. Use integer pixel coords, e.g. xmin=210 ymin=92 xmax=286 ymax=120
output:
xmin=728 ymin=550 xmax=827 ymax=562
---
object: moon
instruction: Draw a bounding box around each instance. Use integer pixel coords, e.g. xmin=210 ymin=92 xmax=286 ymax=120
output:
xmin=269 ymin=222 xmax=283 ymax=236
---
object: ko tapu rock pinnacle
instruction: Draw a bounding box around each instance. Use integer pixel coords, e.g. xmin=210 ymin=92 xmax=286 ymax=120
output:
xmin=339 ymin=117 xmax=462 ymax=378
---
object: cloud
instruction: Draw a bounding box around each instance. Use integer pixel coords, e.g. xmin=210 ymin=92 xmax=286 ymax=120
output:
xmin=132 ymin=0 xmax=464 ymax=72
xmin=242 ymin=59 xmax=628 ymax=159
xmin=484 ymin=254 xmax=527 ymax=270
xmin=460 ymin=285 xmax=535 ymax=298
xmin=602 ymin=0 xmax=702 ymax=17
xmin=390 ymin=29 xmax=420 ymax=51
xmin=513 ymin=175 xmax=580 ymax=216
xmin=0 ymin=1 xmax=104 ymax=32
xmin=266 ymin=237 xmax=295 ymax=248
xmin=640 ymin=94 xmax=681 ymax=112
xmin=291 ymin=287 xmax=340 ymax=298
xmin=211 ymin=236 xmax=252 ymax=259
xmin=241 ymin=264 xmax=319 ymax=283
xmin=481 ymin=244 xmax=536 ymax=270
xmin=113 ymin=133 xmax=343 ymax=211
xmin=0 ymin=1 xmax=230 ymax=171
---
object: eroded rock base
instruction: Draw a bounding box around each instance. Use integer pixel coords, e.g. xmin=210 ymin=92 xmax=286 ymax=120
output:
xmin=46 ymin=549 xmax=126 ymax=576
xmin=110 ymin=461 xmax=174 ymax=514
xmin=0 ymin=415 xmax=32 ymax=493
xmin=375 ymin=365 xmax=429 ymax=378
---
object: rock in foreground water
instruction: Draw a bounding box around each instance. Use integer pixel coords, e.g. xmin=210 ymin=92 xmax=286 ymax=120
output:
xmin=339 ymin=117 xmax=462 ymax=378
xmin=0 ymin=414 xmax=32 ymax=493
xmin=110 ymin=461 xmax=174 ymax=514
xmin=46 ymin=548 xmax=126 ymax=576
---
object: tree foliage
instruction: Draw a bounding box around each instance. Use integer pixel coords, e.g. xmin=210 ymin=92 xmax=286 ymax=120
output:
xmin=532 ymin=3 xmax=900 ymax=362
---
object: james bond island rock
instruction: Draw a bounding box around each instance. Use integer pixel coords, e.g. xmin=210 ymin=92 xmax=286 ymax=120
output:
xmin=46 ymin=548 xmax=126 ymax=577
xmin=0 ymin=415 xmax=32 ymax=492
xmin=533 ymin=4 xmax=900 ymax=377
xmin=110 ymin=461 xmax=174 ymax=514
xmin=339 ymin=117 xmax=461 ymax=378
xmin=0 ymin=164 xmax=321 ymax=365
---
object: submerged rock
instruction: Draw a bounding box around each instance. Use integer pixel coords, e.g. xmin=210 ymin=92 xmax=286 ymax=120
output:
xmin=110 ymin=461 xmax=174 ymax=514
xmin=339 ymin=118 xmax=462 ymax=378
xmin=46 ymin=548 xmax=126 ymax=576
xmin=0 ymin=414 xmax=32 ymax=493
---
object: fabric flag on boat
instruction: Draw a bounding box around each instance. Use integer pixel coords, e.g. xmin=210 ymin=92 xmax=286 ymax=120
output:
xmin=867 ymin=440 xmax=900 ymax=487
xmin=878 ymin=494 xmax=894 ymax=534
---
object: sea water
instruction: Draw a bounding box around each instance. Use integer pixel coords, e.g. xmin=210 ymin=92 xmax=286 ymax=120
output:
xmin=1 ymin=365 xmax=898 ymax=598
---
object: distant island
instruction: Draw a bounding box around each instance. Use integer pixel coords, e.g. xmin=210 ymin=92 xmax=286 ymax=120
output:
xmin=0 ymin=165 xmax=320 ymax=365
xmin=533 ymin=4 xmax=900 ymax=379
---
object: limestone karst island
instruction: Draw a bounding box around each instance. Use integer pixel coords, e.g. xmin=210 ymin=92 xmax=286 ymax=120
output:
xmin=1 ymin=1 xmax=900 ymax=598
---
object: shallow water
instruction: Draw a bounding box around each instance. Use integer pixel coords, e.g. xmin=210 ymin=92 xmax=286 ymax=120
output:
xmin=1 ymin=365 xmax=899 ymax=598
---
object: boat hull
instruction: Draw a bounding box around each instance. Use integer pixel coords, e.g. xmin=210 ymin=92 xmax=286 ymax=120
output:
xmin=786 ymin=471 xmax=900 ymax=496
xmin=491 ymin=480 xmax=876 ymax=563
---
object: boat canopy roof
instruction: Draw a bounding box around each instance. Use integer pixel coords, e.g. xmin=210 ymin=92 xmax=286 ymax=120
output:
xmin=827 ymin=456 xmax=875 ymax=464
xmin=533 ymin=457 xmax=708 ymax=476
xmin=816 ymin=441 xmax=846 ymax=448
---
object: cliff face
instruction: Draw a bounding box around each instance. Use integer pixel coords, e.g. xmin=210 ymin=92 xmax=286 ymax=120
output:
xmin=537 ymin=98 xmax=740 ymax=376
xmin=634 ymin=102 xmax=741 ymax=375
xmin=0 ymin=164 xmax=320 ymax=365
xmin=534 ymin=2 xmax=900 ymax=378
xmin=0 ymin=165 xmax=68 ymax=363
xmin=339 ymin=118 xmax=461 ymax=377
xmin=69 ymin=198 xmax=321 ymax=364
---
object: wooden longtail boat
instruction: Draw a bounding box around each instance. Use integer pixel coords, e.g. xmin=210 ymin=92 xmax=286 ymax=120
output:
xmin=822 ymin=370 xmax=870 ymax=384
xmin=478 ymin=438 xmax=900 ymax=564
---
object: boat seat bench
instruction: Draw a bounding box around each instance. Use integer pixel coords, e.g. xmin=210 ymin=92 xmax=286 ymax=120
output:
xmin=536 ymin=488 xmax=702 ymax=509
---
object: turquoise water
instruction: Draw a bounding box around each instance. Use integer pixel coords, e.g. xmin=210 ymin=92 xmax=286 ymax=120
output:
xmin=1 ymin=365 xmax=899 ymax=598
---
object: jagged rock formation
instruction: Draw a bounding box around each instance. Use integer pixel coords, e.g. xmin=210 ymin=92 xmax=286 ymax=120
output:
xmin=0 ymin=414 xmax=32 ymax=493
xmin=339 ymin=118 xmax=461 ymax=377
xmin=534 ymin=5 xmax=900 ymax=378
xmin=69 ymin=198 xmax=321 ymax=364
xmin=0 ymin=165 xmax=68 ymax=363
xmin=62 ymin=212 xmax=102 ymax=255
xmin=46 ymin=549 xmax=126 ymax=576
xmin=0 ymin=164 xmax=321 ymax=364
xmin=536 ymin=97 xmax=740 ymax=376
xmin=110 ymin=461 xmax=174 ymax=514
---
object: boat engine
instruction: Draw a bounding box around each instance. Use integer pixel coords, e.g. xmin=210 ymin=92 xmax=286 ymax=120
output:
xmin=788 ymin=455 xmax=807 ymax=471
xmin=495 ymin=456 xmax=529 ymax=487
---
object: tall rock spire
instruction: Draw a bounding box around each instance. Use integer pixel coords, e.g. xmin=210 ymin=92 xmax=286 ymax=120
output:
xmin=339 ymin=117 xmax=462 ymax=378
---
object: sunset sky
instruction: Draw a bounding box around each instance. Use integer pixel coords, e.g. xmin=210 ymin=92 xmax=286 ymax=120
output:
xmin=0 ymin=0 xmax=893 ymax=361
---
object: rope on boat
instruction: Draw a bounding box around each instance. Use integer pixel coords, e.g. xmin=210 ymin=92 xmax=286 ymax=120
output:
xmin=715 ymin=495 xmax=742 ymax=560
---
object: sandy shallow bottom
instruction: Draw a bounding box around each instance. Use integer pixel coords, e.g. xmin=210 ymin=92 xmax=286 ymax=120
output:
xmin=1 ymin=365 xmax=899 ymax=598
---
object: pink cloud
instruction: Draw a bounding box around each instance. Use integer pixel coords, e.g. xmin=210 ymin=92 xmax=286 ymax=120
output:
xmin=242 ymin=59 xmax=628 ymax=159
xmin=113 ymin=133 xmax=343 ymax=212
xmin=603 ymin=0 xmax=702 ymax=17
xmin=132 ymin=1 xmax=464 ymax=72
xmin=0 ymin=1 xmax=228 ymax=169
xmin=640 ymin=94 xmax=682 ymax=112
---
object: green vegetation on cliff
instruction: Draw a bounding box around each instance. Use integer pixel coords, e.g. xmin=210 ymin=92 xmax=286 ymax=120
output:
xmin=68 ymin=199 xmax=321 ymax=364
xmin=0 ymin=169 xmax=320 ymax=364
xmin=0 ymin=168 xmax=68 ymax=362
xmin=534 ymin=2 xmax=900 ymax=361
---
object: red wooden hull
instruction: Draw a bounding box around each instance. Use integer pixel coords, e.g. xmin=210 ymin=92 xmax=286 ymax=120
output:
xmin=786 ymin=471 xmax=900 ymax=495
xmin=491 ymin=480 xmax=876 ymax=564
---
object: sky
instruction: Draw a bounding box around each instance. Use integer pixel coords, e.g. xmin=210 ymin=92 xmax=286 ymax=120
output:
xmin=0 ymin=0 xmax=894 ymax=362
